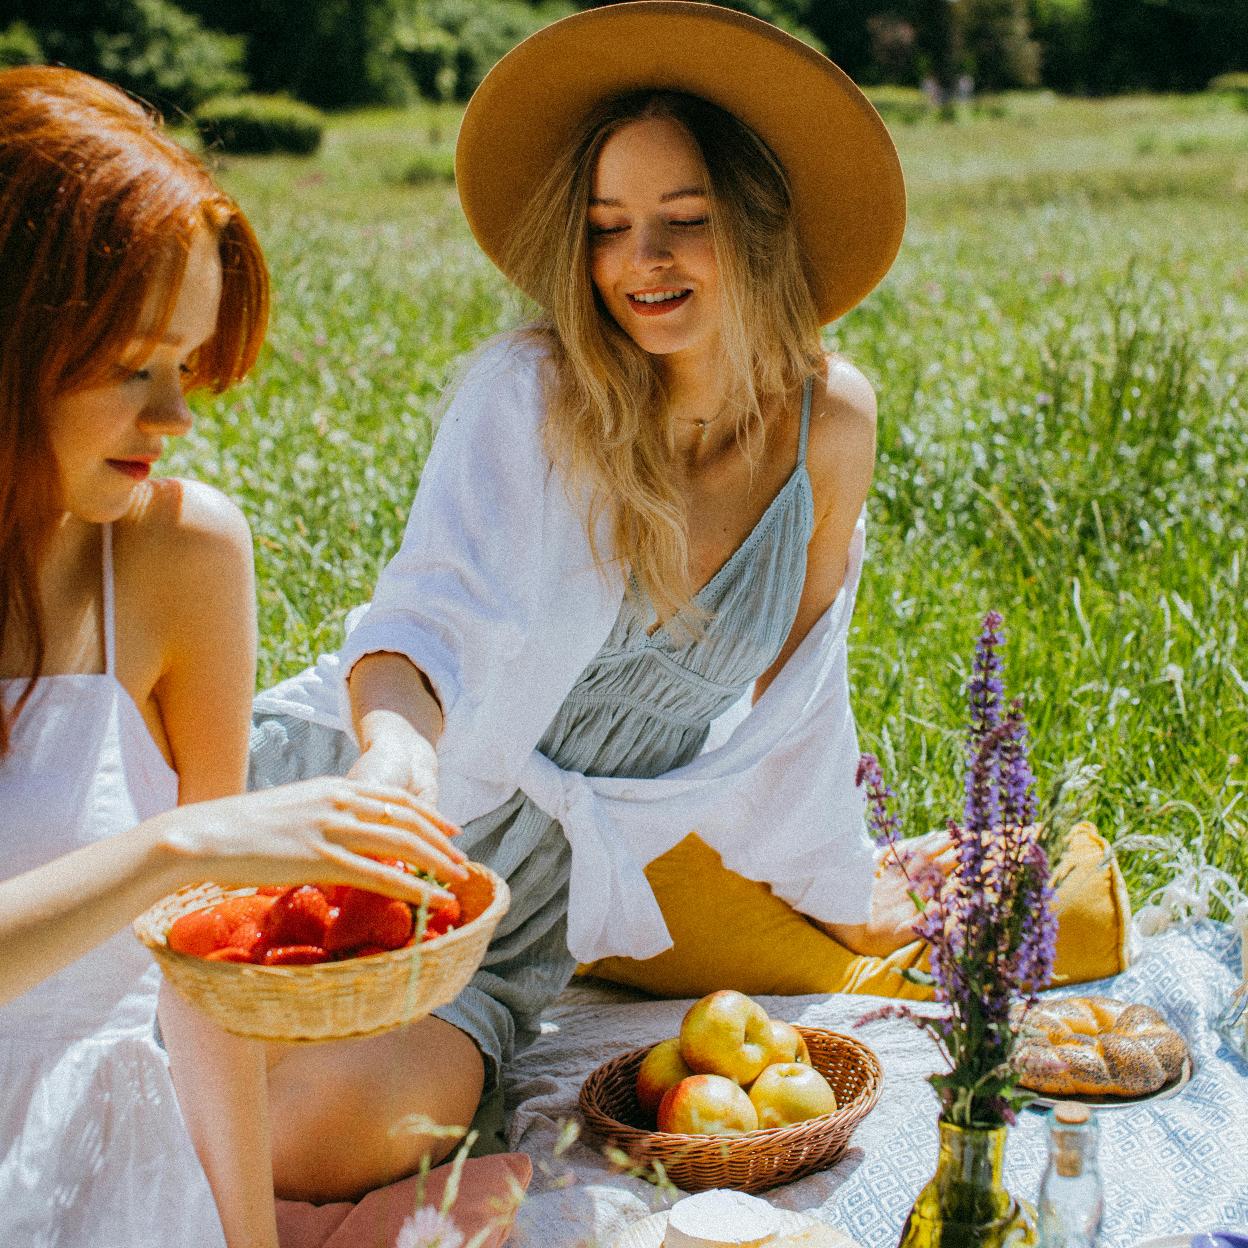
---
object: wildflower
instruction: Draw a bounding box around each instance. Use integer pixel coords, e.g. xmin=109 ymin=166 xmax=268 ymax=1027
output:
xmin=856 ymin=753 xmax=902 ymax=851
xmin=856 ymin=611 xmax=1057 ymax=1128
xmin=396 ymin=1206 xmax=464 ymax=1248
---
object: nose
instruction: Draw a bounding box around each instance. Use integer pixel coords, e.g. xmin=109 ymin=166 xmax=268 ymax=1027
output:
xmin=630 ymin=219 xmax=673 ymax=269
xmin=139 ymin=375 xmax=193 ymax=437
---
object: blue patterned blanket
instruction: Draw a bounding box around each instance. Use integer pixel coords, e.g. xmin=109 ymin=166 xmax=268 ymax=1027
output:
xmin=503 ymin=922 xmax=1248 ymax=1247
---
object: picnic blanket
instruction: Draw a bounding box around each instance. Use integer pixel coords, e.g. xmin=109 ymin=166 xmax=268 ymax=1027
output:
xmin=500 ymin=921 xmax=1248 ymax=1248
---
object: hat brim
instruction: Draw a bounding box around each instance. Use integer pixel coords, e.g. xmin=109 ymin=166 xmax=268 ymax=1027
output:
xmin=455 ymin=1 xmax=906 ymax=326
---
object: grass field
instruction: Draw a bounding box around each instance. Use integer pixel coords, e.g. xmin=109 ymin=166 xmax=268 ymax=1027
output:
xmin=173 ymin=91 xmax=1248 ymax=907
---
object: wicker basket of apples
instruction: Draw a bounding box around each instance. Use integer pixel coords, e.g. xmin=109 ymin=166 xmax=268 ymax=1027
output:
xmin=578 ymin=990 xmax=882 ymax=1194
xmin=135 ymin=861 xmax=508 ymax=1043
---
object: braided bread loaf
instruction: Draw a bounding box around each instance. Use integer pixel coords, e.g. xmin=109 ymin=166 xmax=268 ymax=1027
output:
xmin=1012 ymin=996 xmax=1188 ymax=1097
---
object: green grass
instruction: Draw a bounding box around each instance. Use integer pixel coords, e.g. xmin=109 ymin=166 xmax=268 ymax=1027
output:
xmin=171 ymin=91 xmax=1248 ymax=908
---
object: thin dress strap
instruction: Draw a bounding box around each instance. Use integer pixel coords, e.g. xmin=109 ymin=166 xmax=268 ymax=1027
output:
xmin=102 ymin=523 xmax=117 ymax=677
xmin=797 ymin=374 xmax=814 ymax=468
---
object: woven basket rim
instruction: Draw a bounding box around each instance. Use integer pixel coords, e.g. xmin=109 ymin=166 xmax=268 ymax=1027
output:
xmin=133 ymin=862 xmax=510 ymax=981
xmin=579 ymin=1025 xmax=883 ymax=1142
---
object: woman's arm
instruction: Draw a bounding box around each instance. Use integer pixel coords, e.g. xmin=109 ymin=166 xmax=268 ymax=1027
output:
xmin=0 ymin=484 xmax=465 ymax=1004
xmin=346 ymin=651 xmax=444 ymax=799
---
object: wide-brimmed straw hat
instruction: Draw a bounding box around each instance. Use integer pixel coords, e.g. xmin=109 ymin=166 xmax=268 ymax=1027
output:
xmin=455 ymin=0 xmax=906 ymax=326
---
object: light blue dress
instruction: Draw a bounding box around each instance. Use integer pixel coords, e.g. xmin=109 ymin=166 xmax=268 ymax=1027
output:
xmin=250 ymin=378 xmax=815 ymax=1097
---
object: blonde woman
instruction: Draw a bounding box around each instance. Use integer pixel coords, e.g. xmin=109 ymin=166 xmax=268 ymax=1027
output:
xmin=234 ymin=0 xmax=943 ymax=1186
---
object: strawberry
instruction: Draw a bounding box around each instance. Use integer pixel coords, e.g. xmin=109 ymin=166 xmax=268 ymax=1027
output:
xmin=168 ymin=894 xmax=277 ymax=958
xmin=420 ymin=896 xmax=462 ymax=941
xmin=259 ymin=944 xmax=327 ymax=966
xmin=204 ymin=947 xmax=254 ymax=963
xmin=323 ymin=886 xmax=413 ymax=953
xmin=260 ymin=885 xmax=332 ymax=949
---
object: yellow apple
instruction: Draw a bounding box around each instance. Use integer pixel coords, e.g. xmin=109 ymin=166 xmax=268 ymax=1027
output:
xmin=678 ymin=990 xmax=773 ymax=1085
xmin=657 ymin=1074 xmax=760 ymax=1136
xmin=635 ymin=1037 xmax=694 ymax=1117
xmin=747 ymin=1062 xmax=838 ymax=1128
xmin=759 ymin=1018 xmax=812 ymax=1069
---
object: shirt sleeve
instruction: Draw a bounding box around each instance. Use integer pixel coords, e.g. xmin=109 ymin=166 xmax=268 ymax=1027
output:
xmin=335 ymin=335 xmax=550 ymax=742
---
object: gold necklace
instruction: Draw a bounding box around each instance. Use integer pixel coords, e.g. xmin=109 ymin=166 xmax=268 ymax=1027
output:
xmin=676 ymin=411 xmax=729 ymax=445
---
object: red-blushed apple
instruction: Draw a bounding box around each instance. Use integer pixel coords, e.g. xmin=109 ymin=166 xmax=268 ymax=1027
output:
xmin=747 ymin=1062 xmax=838 ymax=1128
xmin=678 ymin=990 xmax=773 ymax=1085
xmin=759 ymin=1018 xmax=812 ymax=1069
xmin=635 ymin=1037 xmax=694 ymax=1117
xmin=657 ymin=1074 xmax=759 ymax=1136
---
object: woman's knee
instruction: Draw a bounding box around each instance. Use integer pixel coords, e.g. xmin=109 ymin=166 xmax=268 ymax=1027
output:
xmin=267 ymin=1016 xmax=485 ymax=1202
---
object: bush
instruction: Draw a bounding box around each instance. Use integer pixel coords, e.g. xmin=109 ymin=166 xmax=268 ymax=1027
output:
xmin=1209 ymin=72 xmax=1248 ymax=109
xmin=397 ymin=148 xmax=456 ymax=185
xmin=31 ymin=0 xmax=247 ymax=113
xmin=0 ymin=21 xmax=42 ymax=69
xmin=195 ymin=93 xmax=325 ymax=156
xmin=863 ymin=84 xmax=931 ymax=126
xmin=396 ymin=0 xmax=573 ymax=102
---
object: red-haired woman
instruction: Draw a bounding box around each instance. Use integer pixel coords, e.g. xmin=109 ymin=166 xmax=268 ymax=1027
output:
xmin=0 ymin=67 xmax=465 ymax=1246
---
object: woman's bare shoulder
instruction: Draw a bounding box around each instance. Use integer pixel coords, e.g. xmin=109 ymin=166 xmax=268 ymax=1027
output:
xmin=117 ymin=479 xmax=254 ymax=620
xmin=805 ymin=354 xmax=877 ymax=520
xmin=122 ymin=477 xmax=251 ymax=564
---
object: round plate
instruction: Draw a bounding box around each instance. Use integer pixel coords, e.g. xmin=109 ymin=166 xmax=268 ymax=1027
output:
xmin=1024 ymin=1055 xmax=1193 ymax=1111
xmin=613 ymin=1206 xmax=862 ymax=1248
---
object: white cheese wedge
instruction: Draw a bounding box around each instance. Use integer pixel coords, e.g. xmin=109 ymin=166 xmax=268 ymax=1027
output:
xmin=664 ymin=1189 xmax=783 ymax=1248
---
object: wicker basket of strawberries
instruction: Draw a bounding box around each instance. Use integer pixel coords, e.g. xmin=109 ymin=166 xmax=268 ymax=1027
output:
xmin=134 ymin=861 xmax=508 ymax=1042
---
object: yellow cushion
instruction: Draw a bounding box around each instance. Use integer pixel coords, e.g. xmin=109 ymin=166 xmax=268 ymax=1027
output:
xmin=580 ymin=822 xmax=1132 ymax=999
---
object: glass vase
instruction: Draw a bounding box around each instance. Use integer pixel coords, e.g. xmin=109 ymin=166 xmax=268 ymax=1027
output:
xmin=898 ymin=1118 xmax=1037 ymax=1248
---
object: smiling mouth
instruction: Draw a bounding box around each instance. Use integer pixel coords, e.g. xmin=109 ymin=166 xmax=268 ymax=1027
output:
xmin=626 ymin=288 xmax=692 ymax=316
xmin=106 ymin=459 xmax=153 ymax=482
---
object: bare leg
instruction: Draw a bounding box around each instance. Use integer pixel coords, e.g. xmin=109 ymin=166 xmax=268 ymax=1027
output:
xmin=266 ymin=1015 xmax=485 ymax=1203
xmin=159 ymin=984 xmax=280 ymax=1248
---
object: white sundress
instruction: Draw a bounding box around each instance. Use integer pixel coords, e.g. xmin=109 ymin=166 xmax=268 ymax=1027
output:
xmin=0 ymin=524 xmax=226 ymax=1248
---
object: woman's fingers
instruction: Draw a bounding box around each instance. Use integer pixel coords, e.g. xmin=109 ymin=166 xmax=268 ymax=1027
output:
xmin=352 ymin=785 xmax=463 ymax=843
xmin=315 ymin=843 xmax=457 ymax=906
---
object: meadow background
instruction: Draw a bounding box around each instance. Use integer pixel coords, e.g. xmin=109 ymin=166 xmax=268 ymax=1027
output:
xmin=168 ymin=91 xmax=1248 ymax=907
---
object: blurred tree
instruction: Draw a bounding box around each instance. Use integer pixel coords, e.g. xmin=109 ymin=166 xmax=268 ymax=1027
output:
xmin=1086 ymin=0 xmax=1248 ymax=91
xmin=961 ymin=0 xmax=1041 ymax=89
xmin=1028 ymin=0 xmax=1092 ymax=92
xmin=4 ymin=0 xmax=245 ymax=111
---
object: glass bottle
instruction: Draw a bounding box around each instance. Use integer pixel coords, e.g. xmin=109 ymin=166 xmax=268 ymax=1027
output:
xmin=898 ymin=1118 xmax=1037 ymax=1248
xmin=1037 ymin=1102 xmax=1104 ymax=1248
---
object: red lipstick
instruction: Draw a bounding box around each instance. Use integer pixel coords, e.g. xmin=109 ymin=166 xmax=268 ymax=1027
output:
xmin=626 ymin=288 xmax=692 ymax=317
xmin=107 ymin=459 xmax=153 ymax=482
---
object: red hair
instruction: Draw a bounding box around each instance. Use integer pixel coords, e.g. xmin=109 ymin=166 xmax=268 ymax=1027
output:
xmin=0 ymin=66 xmax=269 ymax=754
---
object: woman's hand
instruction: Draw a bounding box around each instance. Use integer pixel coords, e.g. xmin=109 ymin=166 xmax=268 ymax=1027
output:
xmin=819 ymin=830 xmax=956 ymax=958
xmin=348 ymin=709 xmax=440 ymax=805
xmin=153 ymin=776 xmax=467 ymax=906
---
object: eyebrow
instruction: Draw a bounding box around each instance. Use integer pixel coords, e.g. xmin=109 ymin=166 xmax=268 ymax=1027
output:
xmin=589 ymin=187 xmax=708 ymax=207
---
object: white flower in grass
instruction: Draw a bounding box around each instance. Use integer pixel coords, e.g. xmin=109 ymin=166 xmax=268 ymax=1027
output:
xmin=396 ymin=1205 xmax=464 ymax=1248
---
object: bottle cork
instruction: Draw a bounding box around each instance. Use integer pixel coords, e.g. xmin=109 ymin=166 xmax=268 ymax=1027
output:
xmin=1053 ymin=1101 xmax=1091 ymax=1126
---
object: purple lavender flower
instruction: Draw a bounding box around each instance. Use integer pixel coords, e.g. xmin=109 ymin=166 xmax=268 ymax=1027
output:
xmin=857 ymin=752 xmax=902 ymax=850
xmin=1000 ymin=696 xmax=1038 ymax=828
xmin=964 ymin=612 xmax=1006 ymax=832
xmin=854 ymin=611 xmax=1057 ymax=1129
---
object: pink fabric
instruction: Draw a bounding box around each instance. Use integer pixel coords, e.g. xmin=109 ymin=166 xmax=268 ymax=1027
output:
xmin=275 ymin=1153 xmax=532 ymax=1248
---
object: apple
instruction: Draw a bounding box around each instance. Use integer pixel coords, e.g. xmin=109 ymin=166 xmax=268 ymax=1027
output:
xmin=759 ymin=1018 xmax=812 ymax=1069
xmin=635 ymin=1037 xmax=694 ymax=1117
xmin=747 ymin=1062 xmax=838 ymax=1128
xmin=657 ymin=1074 xmax=759 ymax=1136
xmin=679 ymin=990 xmax=773 ymax=1085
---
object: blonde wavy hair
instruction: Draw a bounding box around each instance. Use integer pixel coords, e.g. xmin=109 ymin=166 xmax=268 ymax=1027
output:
xmin=504 ymin=90 xmax=823 ymax=627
